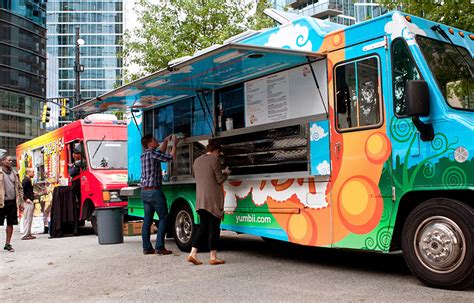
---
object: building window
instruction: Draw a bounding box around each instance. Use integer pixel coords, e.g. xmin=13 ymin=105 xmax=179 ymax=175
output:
xmin=335 ymin=56 xmax=382 ymax=131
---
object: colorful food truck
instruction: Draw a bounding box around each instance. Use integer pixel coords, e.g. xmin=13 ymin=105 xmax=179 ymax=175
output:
xmin=16 ymin=114 xmax=128 ymax=232
xmin=76 ymin=11 xmax=473 ymax=289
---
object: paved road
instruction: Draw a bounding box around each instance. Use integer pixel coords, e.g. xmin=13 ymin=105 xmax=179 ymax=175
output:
xmin=1 ymin=227 xmax=472 ymax=302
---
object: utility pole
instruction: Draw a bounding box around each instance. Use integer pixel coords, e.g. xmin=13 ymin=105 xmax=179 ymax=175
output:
xmin=74 ymin=26 xmax=85 ymax=120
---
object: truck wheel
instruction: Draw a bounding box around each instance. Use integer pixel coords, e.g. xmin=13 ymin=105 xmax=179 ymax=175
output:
xmin=172 ymin=203 xmax=195 ymax=252
xmin=91 ymin=215 xmax=98 ymax=236
xmin=402 ymin=198 xmax=473 ymax=290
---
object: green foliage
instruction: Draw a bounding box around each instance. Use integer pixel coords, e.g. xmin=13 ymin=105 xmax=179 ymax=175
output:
xmin=123 ymin=0 xmax=274 ymax=82
xmin=377 ymin=0 xmax=474 ymax=32
xmin=249 ymin=0 xmax=276 ymax=30
xmin=112 ymin=110 xmax=125 ymax=120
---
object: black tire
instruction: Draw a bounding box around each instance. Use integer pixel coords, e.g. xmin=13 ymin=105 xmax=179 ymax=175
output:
xmin=172 ymin=203 xmax=196 ymax=252
xmin=401 ymin=198 xmax=473 ymax=290
xmin=91 ymin=215 xmax=98 ymax=236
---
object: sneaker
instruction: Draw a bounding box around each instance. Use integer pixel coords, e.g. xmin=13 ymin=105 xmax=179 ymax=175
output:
xmin=143 ymin=249 xmax=156 ymax=255
xmin=155 ymin=248 xmax=172 ymax=255
xmin=4 ymin=244 xmax=14 ymax=252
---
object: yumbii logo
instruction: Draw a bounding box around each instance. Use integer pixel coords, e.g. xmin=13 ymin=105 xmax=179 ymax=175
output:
xmin=236 ymin=214 xmax=272 ymax=224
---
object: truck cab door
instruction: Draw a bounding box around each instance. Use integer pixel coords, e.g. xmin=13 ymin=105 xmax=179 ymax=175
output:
xmin=68 ymin=141 xmax=86 ymax=206
xmin=329 ymin=37 xmax=394 ymax=250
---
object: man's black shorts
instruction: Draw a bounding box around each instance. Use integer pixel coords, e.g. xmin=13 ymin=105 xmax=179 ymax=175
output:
xmin=0 ymin=200 xmax=18 ymax=226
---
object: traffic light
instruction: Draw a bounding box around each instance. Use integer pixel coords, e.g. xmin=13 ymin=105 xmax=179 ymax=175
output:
xmin=41 ymin=103 xmax=51 ymax=123
xmin=60 ymin=98 xmax=70 ymax=117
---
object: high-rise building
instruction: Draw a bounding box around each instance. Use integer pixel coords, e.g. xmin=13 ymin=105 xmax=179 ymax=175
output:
xmin=46 ymin=52 xmax=60 ymax=130
xmin=0 ymin=0 xmax=47 ymax=157
xmin=279 ymin=0 xmax=386 ymax=25
xmin=46 ymin=0 xmax=124 ymax=103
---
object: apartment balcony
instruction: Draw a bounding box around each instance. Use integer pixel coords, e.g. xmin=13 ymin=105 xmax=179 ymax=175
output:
xmin=289 ymin=1 xmax=343 ymax=19
xmin=287 ymin=0 xmax=312 ymax=9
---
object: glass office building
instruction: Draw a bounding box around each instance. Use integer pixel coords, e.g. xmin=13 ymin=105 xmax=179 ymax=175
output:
xmin=46 ymin=0 xmax=124 ymax=102
xmin=281 ymin=0 xmax=386 ymax=25
xmin=0 ymin=0 xmax=47 ymax=157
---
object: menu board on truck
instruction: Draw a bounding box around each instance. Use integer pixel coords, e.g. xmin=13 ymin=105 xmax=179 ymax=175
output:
xmin=244 ymin=61 xmax=328 ymax=128
xmin=245 ymin=70 xmax=290 ymax=126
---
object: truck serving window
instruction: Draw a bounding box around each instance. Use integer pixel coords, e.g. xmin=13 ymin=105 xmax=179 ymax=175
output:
xmin=143 ymin=95 xmax=212 ymax=141
xmin=416 ymin=36 xmax=474 ymax=111
xmin=335 ymin=56 xmax=382 ymax=131
xmin=217 ymin=83 xmax=245 ymax=131
xmin=391 ymin=38 xmax=421 ymax=116
xmin=86 ymin=141 xmax=127 ymax=170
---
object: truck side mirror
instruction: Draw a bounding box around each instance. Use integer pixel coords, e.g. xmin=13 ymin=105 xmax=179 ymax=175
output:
xmin=406 ymin=80 xmax=430 ymax=117
xmin=405 ymin=80 xmax=433 ymax=141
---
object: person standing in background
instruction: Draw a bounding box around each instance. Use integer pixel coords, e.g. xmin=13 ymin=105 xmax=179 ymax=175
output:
xmin=20 ymin=168 xmax=36 ymax=240
xmin=187 ymin=141 xmax=230 ymax=265
xmin=0 ymin=154 xmax=24 ymax=252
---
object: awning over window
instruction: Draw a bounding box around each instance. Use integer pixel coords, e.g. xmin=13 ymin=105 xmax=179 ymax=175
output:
xmin=75 ymin=43 xmax=326 ymax=113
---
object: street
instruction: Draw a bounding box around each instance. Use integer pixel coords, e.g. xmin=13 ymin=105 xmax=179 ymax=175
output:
xmin=1 ymin=227 xmax=472 ymax=302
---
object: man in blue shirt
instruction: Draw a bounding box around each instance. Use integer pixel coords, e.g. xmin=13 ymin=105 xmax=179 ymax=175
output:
xmin=140 ymin=134 xmax=177 ymax=255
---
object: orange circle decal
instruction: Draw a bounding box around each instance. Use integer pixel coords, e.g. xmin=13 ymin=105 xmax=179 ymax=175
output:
xmin=287 ymin=212 xmax=317 ymax=245
xmin=333 ymin=33 xmax=343 ymax=46
xmin=365 ymin=132 xmax=391 ymax=164
xmin=337 ymin=176 xmax=383 ymax=234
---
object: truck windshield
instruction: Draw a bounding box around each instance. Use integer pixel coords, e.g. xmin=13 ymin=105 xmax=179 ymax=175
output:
xmin=86 ymin=141 xmax=128 ymax=170
xmin=416 ymin=36 xmax=474 ymax=111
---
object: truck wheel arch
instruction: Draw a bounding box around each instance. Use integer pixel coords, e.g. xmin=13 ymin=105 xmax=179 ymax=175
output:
xmin=390 ymin=189 xmax=472 ymax=251
xmin=81 ymin=198 xmax=95 ymax=221
xmin=169 ymin=198 xmax=198 ymax=252
xmin=170 ymin=198 xmax=198 ymax=224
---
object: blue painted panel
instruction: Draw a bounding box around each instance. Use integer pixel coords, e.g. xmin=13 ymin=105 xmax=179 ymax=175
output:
xmin=220 ymin=224 xmax=289 ymax=241
xmin=310 ymin=120 xmax=330 ymax=176
xmin=126 ymin=111 xmax=143 ymax=184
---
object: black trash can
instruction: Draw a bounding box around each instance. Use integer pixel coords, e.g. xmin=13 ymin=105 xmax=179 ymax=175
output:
xmin=96 ymin=206 xmax=124 ymax=245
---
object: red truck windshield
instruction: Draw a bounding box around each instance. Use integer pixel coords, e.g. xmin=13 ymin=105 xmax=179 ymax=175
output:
xmin=86 ymin=140 xmax=128 ymax=170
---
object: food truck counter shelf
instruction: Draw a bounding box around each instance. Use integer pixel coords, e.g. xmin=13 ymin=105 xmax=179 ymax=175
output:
xmin=163 ymin=179 xmax=196 ymax=185
xmin=215 ymin=114 xmax=324 ymax=139
xmin=165 ymin=172 xmax=329 ymax=183
xmin=227 ymin=172 xmax=328 ymax=181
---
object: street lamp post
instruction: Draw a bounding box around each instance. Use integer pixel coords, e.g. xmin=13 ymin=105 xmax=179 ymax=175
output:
xmin=74 ymin=26 xmax=85 ymax=119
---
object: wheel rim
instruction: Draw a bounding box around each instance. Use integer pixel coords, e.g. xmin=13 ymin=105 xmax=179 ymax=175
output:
xmin=414 ymin=216 xmax=466 ymax=274
xmin=175 ymin=210 xmax=192 ymax=244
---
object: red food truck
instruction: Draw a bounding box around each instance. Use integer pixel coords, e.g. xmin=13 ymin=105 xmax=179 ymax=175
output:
xmin=16 ymin=114 xmax=128 ymax=233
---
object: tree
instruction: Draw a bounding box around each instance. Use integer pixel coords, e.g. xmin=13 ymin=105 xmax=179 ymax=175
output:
xmin=123 ymin=0 xmax=274 ymax=82
xmin=249 ymin=0 xmax=275 ymax=30
xmin=377 ymin=0 xmax=473 ymax=32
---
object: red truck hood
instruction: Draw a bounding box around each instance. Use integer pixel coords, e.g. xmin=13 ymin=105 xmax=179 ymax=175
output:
xmin=91 ymin=170 xmax=128 ymax=187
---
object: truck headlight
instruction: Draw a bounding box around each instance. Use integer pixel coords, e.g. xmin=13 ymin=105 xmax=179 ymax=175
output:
xmin=103 ymin=190 xmax=121 ymax=202
xmin=110 ymin=191 xmax=120 ymax=200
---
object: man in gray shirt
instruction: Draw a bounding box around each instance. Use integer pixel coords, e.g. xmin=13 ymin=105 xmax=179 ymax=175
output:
xmin=0 ymin=153 xmax=23 ymax=252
